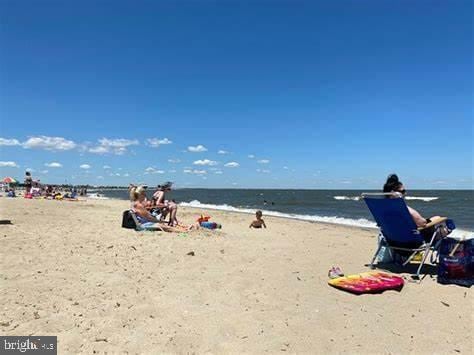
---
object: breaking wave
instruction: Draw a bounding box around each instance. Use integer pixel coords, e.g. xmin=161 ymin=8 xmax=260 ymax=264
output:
xmin=334 ymin=195 xmax=438 ymax=202
xmin=179 ymin=200 xmax=377 ymax=229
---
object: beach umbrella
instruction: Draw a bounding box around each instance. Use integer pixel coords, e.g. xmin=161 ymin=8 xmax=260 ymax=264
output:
xmin=2 ymin=177 xmax=17 ymax=184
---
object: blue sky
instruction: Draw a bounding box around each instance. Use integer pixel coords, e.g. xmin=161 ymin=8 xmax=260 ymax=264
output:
xmin=0 ymin=1 xmax=472 ymax=189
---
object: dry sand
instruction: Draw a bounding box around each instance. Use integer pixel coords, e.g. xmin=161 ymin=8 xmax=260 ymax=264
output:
xmin=0 ymin=197 xmax=472 ymax=354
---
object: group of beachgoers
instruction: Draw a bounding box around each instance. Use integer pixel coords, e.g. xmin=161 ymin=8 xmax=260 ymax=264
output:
xmin=127 ymin=182 xmax=191 ymax=232
xmin=128 ymin=182 xmax=268 ymax=232
xmin=2 ymin=171 xmax=88 ymax=200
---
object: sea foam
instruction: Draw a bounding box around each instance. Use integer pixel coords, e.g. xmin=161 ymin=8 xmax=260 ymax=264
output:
xmin=87 ymin=193 xmax=109 ymax=200
xmin=179 ymin=200 xmax=377 ymax=229
xmin=404 ymin=196 xmax=439 ymax=202
xmin=333 ymin=196 xmax=361 ymax=201
xmin=334 ymin=195 xmax=439 ymax=202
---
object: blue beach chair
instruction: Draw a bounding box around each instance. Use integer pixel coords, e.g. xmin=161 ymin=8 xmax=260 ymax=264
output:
xmin=362 ymin=193 xmax=454 ymax=279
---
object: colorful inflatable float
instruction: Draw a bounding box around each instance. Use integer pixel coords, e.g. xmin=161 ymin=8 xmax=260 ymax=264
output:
xmin=328 ymin=271 xmax=404 ymax=295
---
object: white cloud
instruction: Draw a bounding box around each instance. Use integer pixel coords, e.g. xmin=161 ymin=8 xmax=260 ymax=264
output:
xmin=44 ymin=162 xmax=62 ymax=168
xmin=80 ymin=164 xmax=91 ymax=169
xmin=168 ymin=159 xmax=181 ymax=163
xmin=0 ymin=138 xmax=21 ymax=146
xmin=88 ymin=146 xmax=109 ymax=154
xmin=214 ymin=170 xmax=223 ymax=175
xmin=123 ymin=173 xmax=130 ymax=177
xmin=257 ymin=159 xmax=270 ymax=164
xmin=26 ymin=168 xmax=35 ymax=172
xmin=187 ymin=145 xmax=208 ymax=153
xmin=283 ymin=166 xmax=289 ymax=170
xmin=145 ymin=167 xmax=164 ymax=174
xmin=115 ymin=173 xmax=121 ymax=176
xmin=217 ymin=150 xmax=229 ymax=155
xmin=248 ymin=154 xmax=255 ymax=159
xmin=88 ymin=138 xmax=139 ymax=155
xmin=193 ymin=159 xmax=218 ymax=166
xmin=97 ymin=176 xmax=104 ymax=179
xmin=257 ymin=169 xmax=271 ymax=173
xmin=0 ymin=161 xmax=19 ymax=168
xmin=224 ymin=162 xmax=240 ymax=168
xmin=23 ymin=136 xmax=77 ymax=151
xmin=103 ymin=165 xmax=111 ymax=169
xmin=184 ymin=169 xmax=207 ymax=175
xmin=39 ymin=170 xmax=49 ymax=174
xmin=168 ymin=169 xmax=177 ymax=173
xmin=146 ymin=137 xmax=173 ymax=148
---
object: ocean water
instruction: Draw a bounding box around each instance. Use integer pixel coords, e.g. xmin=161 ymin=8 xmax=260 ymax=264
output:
xmin=95 ymin=189 xmax=473 ymax=231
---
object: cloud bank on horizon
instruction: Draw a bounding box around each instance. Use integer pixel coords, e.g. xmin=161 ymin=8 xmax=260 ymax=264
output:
xmin=0 ymin=134 xmax=472 ymax=189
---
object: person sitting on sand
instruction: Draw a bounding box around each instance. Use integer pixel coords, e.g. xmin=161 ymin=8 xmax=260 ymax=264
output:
xmin=152 ymin=182 xmax=179 ymax=226
xmin=249 ymin=210 xmax=267 ymax=229
xmin=130 ymin=185 xmax=195 ymax=232
xmin=383 ymin=174 xmax=446 ymax=241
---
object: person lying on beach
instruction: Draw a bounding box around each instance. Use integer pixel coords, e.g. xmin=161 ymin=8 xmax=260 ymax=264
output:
xmin=130 ymin=185 xmax=195 ymax=232
xmin=249 ymin=210 xmax=267 ymax=229
xmin=383 ymin=174 xmax=447 ymax=241
xmin=152 ymin=182 xmax=179 ymax=226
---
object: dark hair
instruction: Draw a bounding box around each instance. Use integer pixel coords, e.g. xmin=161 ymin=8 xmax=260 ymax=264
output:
xmin=160 ymin=181 xmax=173 ymax=191
xmin=26 ymin=171 xmax=31 ymax=176
xmin=383 ymin=174 xmax=402 ymax=193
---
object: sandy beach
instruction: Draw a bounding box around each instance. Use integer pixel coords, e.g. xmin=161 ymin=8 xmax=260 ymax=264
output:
xmin=0 ymin=197 xmax=472 ymax=354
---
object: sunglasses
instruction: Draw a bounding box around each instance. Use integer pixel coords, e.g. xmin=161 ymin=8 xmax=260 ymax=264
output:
xmin=397 ymin=189 xmax=407 ymax=194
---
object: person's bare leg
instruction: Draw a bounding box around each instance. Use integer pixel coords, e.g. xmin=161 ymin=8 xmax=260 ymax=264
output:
xmin=187 ymin=223 xmax=200 ymax=231
xmin=156 ymin=222 xmax=192 ymax=233
xmin=169 ymin=204 xmax=178 ymax=226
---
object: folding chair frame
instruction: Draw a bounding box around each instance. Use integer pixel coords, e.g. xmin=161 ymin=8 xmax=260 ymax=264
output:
xmin=362 ymin=193 xmax=448 ymax=279
xmin=129 ymin=209 xmax=164 ymax=232
xmin=369 ymin=225 xmax=445 ymax=279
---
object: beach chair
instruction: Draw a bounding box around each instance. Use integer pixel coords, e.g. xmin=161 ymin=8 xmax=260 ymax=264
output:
xmin=123 ymin=210 xmax=164 ymax=232
xmin=362 ymin=193 xmax=453 ymax=279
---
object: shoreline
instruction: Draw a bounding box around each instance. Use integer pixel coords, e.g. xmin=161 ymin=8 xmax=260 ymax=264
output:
xmin=85 ymin=195 xmax=379 ymax=230
xmin=85 ymin=196 xmax=376 ymax=232
xmin=96 ymin=196 xmax=474 ymax=232
xmin=179 ymin=200 xmax=378 ymax=229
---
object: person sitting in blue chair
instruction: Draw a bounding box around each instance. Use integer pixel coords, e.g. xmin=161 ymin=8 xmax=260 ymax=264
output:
xmin=383 ymin=174 xmax=447 ymax=241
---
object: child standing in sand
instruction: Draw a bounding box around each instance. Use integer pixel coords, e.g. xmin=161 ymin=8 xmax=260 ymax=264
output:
xmin=249 ymin=210 xmax=266 ymax=229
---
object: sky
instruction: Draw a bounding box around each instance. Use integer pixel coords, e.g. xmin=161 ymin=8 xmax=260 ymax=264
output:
xmin=0 ymin=0 xmax=472 ymax=189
